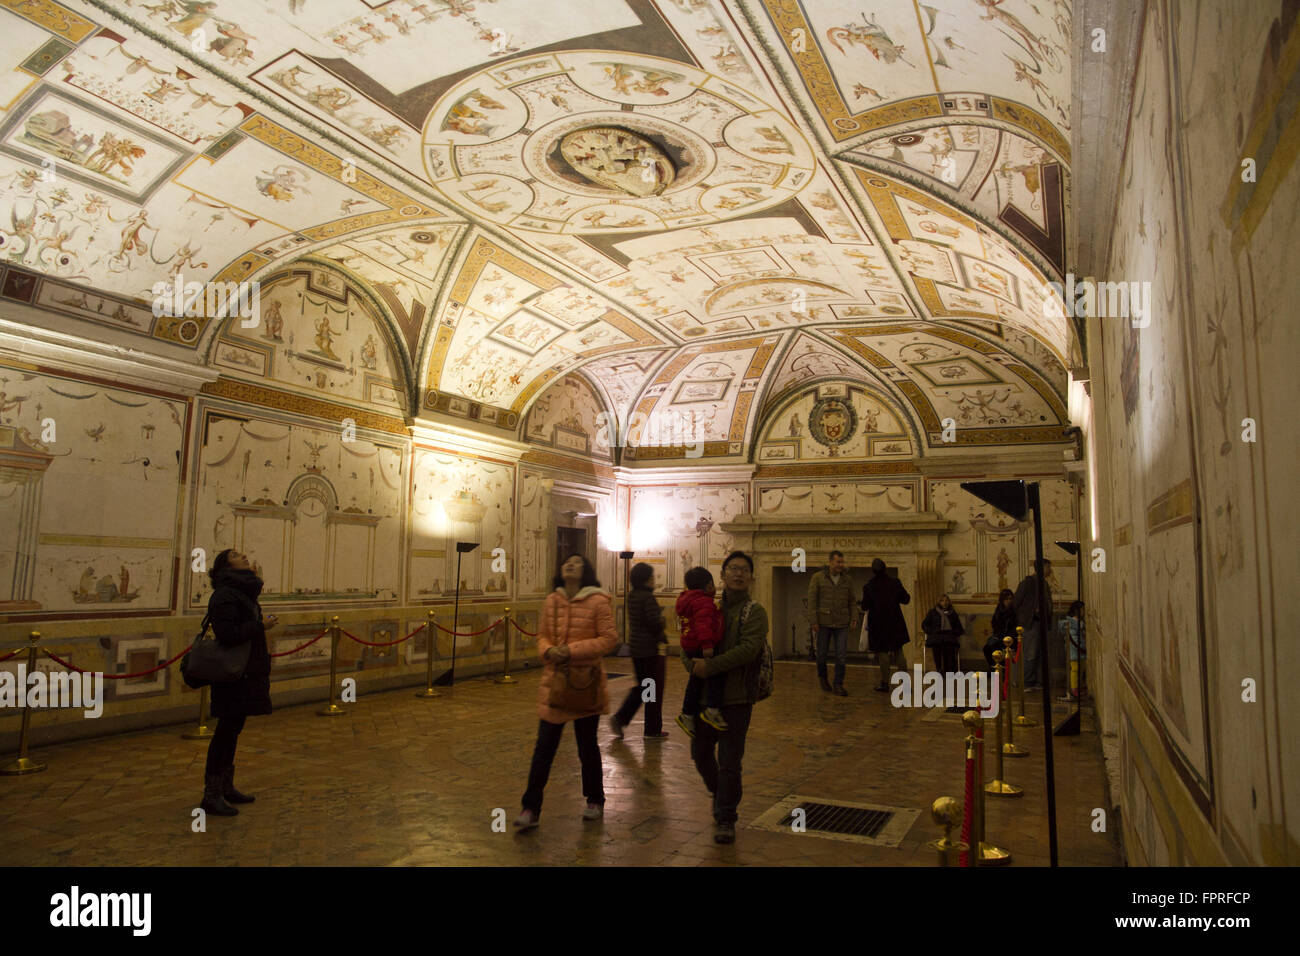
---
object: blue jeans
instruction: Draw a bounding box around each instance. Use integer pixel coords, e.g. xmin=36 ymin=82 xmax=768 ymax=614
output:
xmin=816 ymin=626 xmax=849 ymax=685
xmin=1021 ymin=622 xmax=1043 ymax=688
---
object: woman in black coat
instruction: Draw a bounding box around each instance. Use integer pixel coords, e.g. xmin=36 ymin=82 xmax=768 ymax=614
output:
xmin=859 ymin=558 xmax=911 ymax=692
xmin=921 ymin=594 xmax=965 ymax=676
xmin=610 ymin=562 xmax=669 ymax=739
xmin=201 ymin=548 xmax=277 ymax=817
xmin=984 ymin=588 xmax=1017 ymax=676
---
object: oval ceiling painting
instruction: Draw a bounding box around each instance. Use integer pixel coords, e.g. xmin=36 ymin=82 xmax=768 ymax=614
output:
xmin=559 ymin=127 xmax=675 ymax=197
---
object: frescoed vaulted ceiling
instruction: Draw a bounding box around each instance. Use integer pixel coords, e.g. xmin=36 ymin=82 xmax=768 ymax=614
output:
xmin=0 ymin=0 xmax=1076 ymax=462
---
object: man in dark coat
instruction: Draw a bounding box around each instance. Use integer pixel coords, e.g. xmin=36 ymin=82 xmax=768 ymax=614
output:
xmin=201 ymin=549 xmax=276 ymax=816
xmin=611 ymin=562 xmax=669 ymax=739
xmin=1013 ymin=559 xmax=1052 ymax=690
xmin=860 ymin=558 xmax=911 ymax=692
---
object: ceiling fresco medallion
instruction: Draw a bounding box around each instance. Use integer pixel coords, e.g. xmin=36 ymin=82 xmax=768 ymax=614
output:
xmin=559 ymin=127 xmax=675 ymax=197
xmin=423 ymin=51 xmax=815 ymax=233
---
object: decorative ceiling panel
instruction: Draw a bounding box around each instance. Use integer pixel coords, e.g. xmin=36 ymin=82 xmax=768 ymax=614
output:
xmin=0 ymin=0 xmax=1076 ymax=459
xmin=424 ymin=234 xmax=663 ymax=419
xmin=739 ymin=0 xmax=1071 ymax=155
xmin=423 ymin=50 xmax=816 ymax=233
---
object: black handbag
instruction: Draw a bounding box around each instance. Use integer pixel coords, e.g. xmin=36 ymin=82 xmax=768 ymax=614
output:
xmin=181 ymin=612 xmax=251 ymax=688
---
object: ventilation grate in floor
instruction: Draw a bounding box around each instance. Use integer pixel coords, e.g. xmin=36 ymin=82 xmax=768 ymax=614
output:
xmin=777 ymin=801 xmax=893 ymax=838
xmin=749 ymin=795 xmax=921 ymax=847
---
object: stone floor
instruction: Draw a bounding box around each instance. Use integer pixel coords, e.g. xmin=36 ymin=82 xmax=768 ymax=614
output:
xmin=0 ymin=662 xmax=1123 ymax=867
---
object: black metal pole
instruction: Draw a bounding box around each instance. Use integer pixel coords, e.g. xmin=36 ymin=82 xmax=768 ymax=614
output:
xmin=450 ymin=549 xmax=462 ymax=686
xmin=1029 ymin=483 xmax=1059 ymax=866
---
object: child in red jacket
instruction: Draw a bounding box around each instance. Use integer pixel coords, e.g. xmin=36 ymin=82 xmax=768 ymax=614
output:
xmin=675 ymin=566 xmax=728 ymax=735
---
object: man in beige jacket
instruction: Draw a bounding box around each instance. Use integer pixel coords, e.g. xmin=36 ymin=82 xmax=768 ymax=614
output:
xmin=807 ymin=550 xmax=858 ymax=696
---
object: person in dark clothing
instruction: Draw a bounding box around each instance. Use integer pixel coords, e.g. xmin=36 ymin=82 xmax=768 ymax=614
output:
xmin=611 ymin=562 xmax=669 ymax=740
xmin=984 ymin=588 xmax=1018 ymax=676
xmin=684 ymin=550 xmax=767 ymax=844
xmin=1013 ymin=560 xmax=1053 ymax=690
xmin=922 ymin=594 xmax=965 ymax=712
xmin=200 ymin=548 xmax=277 ymax=817
xmin=860 ymin=558 xmax=911 ymax=691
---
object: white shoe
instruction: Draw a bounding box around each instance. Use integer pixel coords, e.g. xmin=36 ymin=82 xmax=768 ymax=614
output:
xmin=582 ymin=802 xmax=604 ymax=820
xmin=514 ymin=809 xmax=539 ymax=830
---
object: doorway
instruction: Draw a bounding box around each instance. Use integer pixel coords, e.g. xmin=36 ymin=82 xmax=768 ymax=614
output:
xmin=555 ymin=526 xmax=588 ymax=582
xmin=770 ymin=565 xmax=900 ymax=660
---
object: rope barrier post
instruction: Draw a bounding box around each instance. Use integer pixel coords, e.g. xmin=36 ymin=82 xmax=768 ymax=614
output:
xmin=415 ymin=609 xmax=440 ymax=699
xmin=180 ymin=686 xmax=214 ymax=739
xmin=1 ymin=631 xmax=48 ymax=776
xmin=985 ymin=651 xmax=1022 ymax=798
xmin=1003 ymin=639 xmax=1029 ymax=758
xmin=494 ymin=606 xmax=516 ymax=685
xmin=1013 ymin=628 xmax=1037 ymax=727
xmin=966 ymin=710 xmax=1012 ymax=866
xmin=959 ymin=714 xmax=975 ymax=867
xmin=925 ymin=796 xmax=967 ymax=866
xmin=317 ymin=616 xmax=347 ymax=717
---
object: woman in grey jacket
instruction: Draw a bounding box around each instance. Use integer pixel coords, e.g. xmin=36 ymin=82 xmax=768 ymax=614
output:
xmin=610 ymin=562 xmax=669 ymax=739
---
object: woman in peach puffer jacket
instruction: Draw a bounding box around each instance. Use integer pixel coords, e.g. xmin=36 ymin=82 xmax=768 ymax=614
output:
xmin=515 ymin=553 xmax=618 ymax=830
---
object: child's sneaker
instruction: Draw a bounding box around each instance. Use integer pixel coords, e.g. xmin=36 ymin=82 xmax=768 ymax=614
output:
xmin=700 ymin=707 xmax=729 ymax=731
xmin=582 ymin=802 xmax=603 ymax=820
xmin=513 ymin=809 xmax=539 ymax=830
xmin=675 ymin=712 xmax=696 ymax=737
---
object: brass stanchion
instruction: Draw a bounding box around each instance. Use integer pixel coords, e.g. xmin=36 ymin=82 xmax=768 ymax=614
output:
xmin=964 ymin=711 xmax=1012 ymax=865
xmin=181 ymin=686 xmax=214 ymax=739
xmin=1003 ymin=637 xmax=1030 ymax=755
xmin=985 ymin=651 xmax=1023 ymax=797
xmin=926 ymin=796 xmax=967 ymax=866
xmin=1012 ymin=629 xmax=1037 ymax=727
xmin=1 ymin=631 xmax=48 ymax=775
xmin=494 ymin=606 xmax=516 ymax=684
xmin=317 ymin=616 xmax=347 ymax=717
xmin=415 ymin=609 xmax=440 ymax=699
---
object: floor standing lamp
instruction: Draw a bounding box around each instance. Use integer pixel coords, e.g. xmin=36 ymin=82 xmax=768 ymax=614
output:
xmin=960 ymin=479 xmax=1059 ymax=867
xmin=619 ymin=551 xmax=634 ymax=655
xmin=436 ymin=541 xmax=479 ymax=687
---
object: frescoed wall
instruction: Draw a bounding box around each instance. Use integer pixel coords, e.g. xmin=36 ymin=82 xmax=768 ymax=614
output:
xmin=189 ymin=406 xmax=404 ymax=609
xmin=407 ymin=447 xmax=514 ymax=602
xmin=0 ymin=366 xmax=186 ymax=613
xmin=626 ymin=483 xmax=749 ymax=594
xmin=1087 ymin=0 xmax=1300 ymax=866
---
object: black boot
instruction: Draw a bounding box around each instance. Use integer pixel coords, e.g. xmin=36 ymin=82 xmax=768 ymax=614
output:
xmin=819 ymin=676 xmax=832 ymax=693
xmin=222 ymin=766 xmax=255 ymax=804
xmin=201 ymin=772 xmax=238 ymax=816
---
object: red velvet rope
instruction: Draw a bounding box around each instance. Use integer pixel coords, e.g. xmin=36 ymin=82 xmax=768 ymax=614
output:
xmin=509 ymin=618 xmax=538 ymax=637
xmin=340 ymin=622 xmax=425 ymax=647
xmin=43 ymin=645 xmax=190 ymax=678
xmin=268 ymin=630 xmax=328 ymax=658
xmin=959 ymin=734 xmax=975 ymax=867
xmin=434 ymin=616 xmax=504 ymax=636
xmin=22 ymin=612 xmax=520 ymax=675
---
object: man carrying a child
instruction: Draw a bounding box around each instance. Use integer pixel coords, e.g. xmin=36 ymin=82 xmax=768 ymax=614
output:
xmin=678 ymin=552 xmax=769 ymax=844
